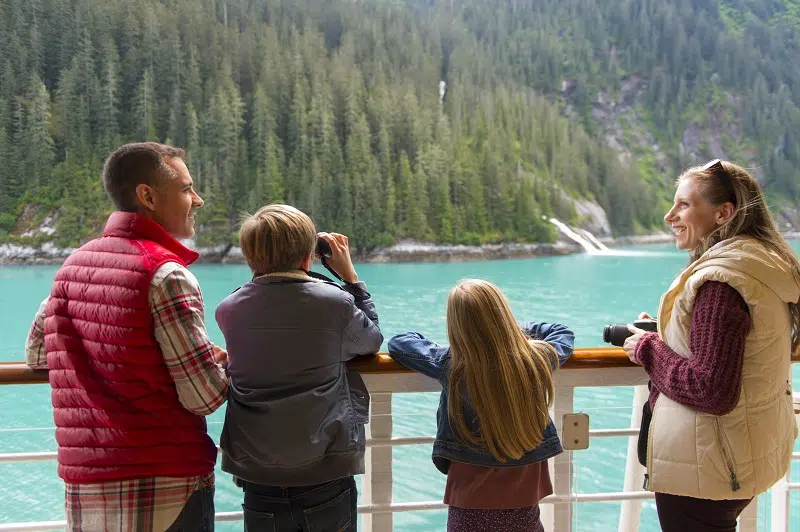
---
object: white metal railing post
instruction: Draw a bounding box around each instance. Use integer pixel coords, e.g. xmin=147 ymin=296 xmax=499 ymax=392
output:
xmin=363 ymin=392 xmax=393 ymax=532
xmin=552 ymin=385 xmax=575 ymax=531
xmin=541 ymin=399 xmax=556 ymax=531
xmin=618 ymin=384 xmax=648 ymax=532
xmin=769 ymin=400 xmax=798 ymax=532
xmin=770 ymin=472 xmax=790 ymax=532
xmin=738 ymin=497 xmax=759 ymax=532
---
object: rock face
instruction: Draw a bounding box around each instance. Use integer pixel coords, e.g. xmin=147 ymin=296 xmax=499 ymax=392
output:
xmin=546 ymin=182 xmax=611 ymax=238
xmin=774 ymin=206 xmax=800 ymax=232
xmin=198 ymin=240 xmax=582 ymax=265
xmin=590 ymin=75 xmax=669 ymax=175
xmin=353 ymin=240 xmax=579 ymax=263
xmin=0 ymin=242 xmax=74 ymax=263
xmin=571 ymin=198 xmax=612 ymax=237
xmin=20 ymin=211 xmax=58 ymax=238
xmin=0 ymin=239 xmax=585 ymax=265
xmin=580 ymin=74 xmax=796 ymax=224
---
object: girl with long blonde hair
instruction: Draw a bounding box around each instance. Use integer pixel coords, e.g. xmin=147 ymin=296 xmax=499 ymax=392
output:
xmin=388 ymin=279 xmax=574 ymax=532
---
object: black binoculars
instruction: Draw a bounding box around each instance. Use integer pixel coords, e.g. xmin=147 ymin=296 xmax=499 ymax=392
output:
xmin=315 ymin=236 xmax=332 ymax=259
xmin=602 ymin=318 xmax=658 ymax=347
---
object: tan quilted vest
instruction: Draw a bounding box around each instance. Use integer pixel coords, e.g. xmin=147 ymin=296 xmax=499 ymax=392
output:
xmin=648 ymin=236 xmax=798 ymax=499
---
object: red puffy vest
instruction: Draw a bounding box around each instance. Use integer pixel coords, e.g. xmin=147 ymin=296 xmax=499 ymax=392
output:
xmin=44 ymin=212 xmax=218 ymax=483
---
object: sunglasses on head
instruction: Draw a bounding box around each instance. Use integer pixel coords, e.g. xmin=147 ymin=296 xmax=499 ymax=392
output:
xmin=701 ymin=159 xmax=735 ymax=202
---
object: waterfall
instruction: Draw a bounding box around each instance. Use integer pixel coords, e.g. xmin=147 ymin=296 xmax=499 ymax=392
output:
xmin=548 ymin=218 xmax=601 ymax=253
xmin=579 ymin=229 xmax=610 ymax=251
xmin=439 ymin=81 xmax=447 ymax=104
xmin=549 ymin=218 xmax=670 ymax=257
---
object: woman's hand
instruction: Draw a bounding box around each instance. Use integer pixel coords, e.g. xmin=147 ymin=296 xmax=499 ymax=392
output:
xmin=623 ymin=311 xmax=655 ymax=363
xmin=623 ymin=324 xmax=647 ymax=364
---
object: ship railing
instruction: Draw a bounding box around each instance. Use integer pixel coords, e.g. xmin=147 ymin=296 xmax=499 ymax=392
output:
xmin=0 ymin=349 xmax=797 ymax=531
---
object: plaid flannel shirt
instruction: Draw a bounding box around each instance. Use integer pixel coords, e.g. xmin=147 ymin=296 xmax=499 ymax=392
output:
xmin=25 ymin=261 xmax=228 ymax=531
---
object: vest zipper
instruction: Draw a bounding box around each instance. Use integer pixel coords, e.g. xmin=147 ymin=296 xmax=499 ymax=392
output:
xmin=713 ymin=417 xmax=740 ymax=491
xmin=645 ymin=398 xmax=657 ymax=489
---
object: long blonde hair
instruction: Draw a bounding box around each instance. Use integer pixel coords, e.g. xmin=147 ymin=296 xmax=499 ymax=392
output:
xmin=681 ymin=161 xmax=800 ymax=351
xmin=446 ymin=279 xmax=557 ymax=462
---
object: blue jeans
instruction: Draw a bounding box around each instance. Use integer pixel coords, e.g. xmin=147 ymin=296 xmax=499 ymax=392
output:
xmin=166 ymin=486 xmax=215 ymax=531
xmin=239 ymin=476 xmax=358 ymax=532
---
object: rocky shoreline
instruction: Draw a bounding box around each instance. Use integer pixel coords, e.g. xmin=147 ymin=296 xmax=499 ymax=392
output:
xmin=0 ymin=233 xmax=677 ymax=266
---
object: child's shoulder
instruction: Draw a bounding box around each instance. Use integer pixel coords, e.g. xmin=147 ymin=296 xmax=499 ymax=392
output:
xmin=304 ymin=279 xmax=356 ymax=303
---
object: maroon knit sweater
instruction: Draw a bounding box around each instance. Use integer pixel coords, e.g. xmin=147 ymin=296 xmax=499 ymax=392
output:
xmin=635 ymin=281 xmax=752 ymax=415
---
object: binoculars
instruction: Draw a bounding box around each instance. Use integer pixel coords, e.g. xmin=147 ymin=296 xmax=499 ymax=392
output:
xmin=602 ymin=318 xmax=657 ymax=347
xmin=315 ymin=236 xmax=332 ymax=259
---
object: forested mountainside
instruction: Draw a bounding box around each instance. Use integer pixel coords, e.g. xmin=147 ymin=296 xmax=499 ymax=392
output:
xmin=0 ymin=0 xmax=798 ymax=250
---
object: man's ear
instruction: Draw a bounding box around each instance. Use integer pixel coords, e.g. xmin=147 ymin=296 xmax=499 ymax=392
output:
xmin=135 ymin=184 xmax=157 ymax=212
xmin=299 ymin=252 xmax=313 ymax=271
xmin=716 ymin=202 xmax=735 ymax=226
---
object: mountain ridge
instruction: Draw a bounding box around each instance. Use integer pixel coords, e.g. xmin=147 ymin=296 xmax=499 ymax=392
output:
xmin=0 ymin=0 xmax=798 ymax=251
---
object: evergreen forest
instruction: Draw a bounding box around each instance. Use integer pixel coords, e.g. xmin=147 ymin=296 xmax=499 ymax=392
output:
xmin=1 ymin=0 xmax=798 ymax=249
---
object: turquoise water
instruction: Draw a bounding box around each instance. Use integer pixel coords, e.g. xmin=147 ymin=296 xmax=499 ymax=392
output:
xmin=0 ymin=243 xmax=798 ymax=530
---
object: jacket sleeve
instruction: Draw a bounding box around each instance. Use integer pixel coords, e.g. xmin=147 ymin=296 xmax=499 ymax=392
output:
xmin=341 ymin=281 xmax=383 ymax=361
xmin=520 ymin=321 xmax=575 ymax=369
xmin=387 ymin=332 xmax=450 ymax=381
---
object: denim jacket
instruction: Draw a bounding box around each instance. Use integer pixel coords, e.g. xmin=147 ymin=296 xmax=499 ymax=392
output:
xmin=387 ymin=322 xmax=574 ymax=474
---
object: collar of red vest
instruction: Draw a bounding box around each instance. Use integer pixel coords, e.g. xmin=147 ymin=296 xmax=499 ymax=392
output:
xmin=103 ymin=211 xmax=200 ymax=266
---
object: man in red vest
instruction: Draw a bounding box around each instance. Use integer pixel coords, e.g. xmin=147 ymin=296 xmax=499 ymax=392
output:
xmin=24 ymin=142 xmax=228 ymax=531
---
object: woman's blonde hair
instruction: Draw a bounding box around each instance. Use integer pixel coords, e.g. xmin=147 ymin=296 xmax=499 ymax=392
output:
xmin=446 ymin=279 xmax=557 ymax=462
xmin=681 ymin=160 xmax=800 ymax=350
xmin=239 ymin=204 xmax=316 ymax=276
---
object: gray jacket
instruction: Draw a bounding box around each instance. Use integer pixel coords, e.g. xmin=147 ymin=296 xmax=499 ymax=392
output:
xmin=215 ymin=272 xmax=383 ymax=486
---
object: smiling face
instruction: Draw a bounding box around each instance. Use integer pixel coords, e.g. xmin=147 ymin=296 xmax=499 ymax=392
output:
xmin=138 ymin=157 xmax=204 ymax=239
xmin=664 ymin=176 xmax=728 ymax=251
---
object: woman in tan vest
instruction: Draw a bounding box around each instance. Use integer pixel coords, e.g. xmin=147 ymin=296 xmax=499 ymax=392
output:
xmin=623 ymin=160 xmax=800 ymax=532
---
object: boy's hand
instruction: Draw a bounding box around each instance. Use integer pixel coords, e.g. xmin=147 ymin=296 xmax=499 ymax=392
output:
xmin=212 ymin=344 xmax=228 ymax=369
xmin=319 ymin=233 xmax=358 ymax=284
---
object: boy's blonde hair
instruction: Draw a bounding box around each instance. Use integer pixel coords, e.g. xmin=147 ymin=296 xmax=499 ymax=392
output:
xmin=239 ymin=204 xmax=316 ymax=276
xmin=446 ymin=279 xmax=557 ymax=462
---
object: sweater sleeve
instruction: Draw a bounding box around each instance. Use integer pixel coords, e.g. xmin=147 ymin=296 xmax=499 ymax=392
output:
xmin=634 ymin=281 xmax=751 ymax=416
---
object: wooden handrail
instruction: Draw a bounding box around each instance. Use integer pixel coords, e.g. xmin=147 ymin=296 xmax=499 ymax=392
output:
xmin=3 ymin=348 xmax=797 ymax=385
xmin=348 ymin=348 xmax=639 ymax=372
xmin=0 ymin=348 xmax=634 ymax=385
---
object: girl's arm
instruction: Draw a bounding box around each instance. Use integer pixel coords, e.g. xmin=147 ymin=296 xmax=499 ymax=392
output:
xmin=387 ymin=332 xmax=451 ymax=381
xmin=521 ymin=321 xmax=575 ymax=369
